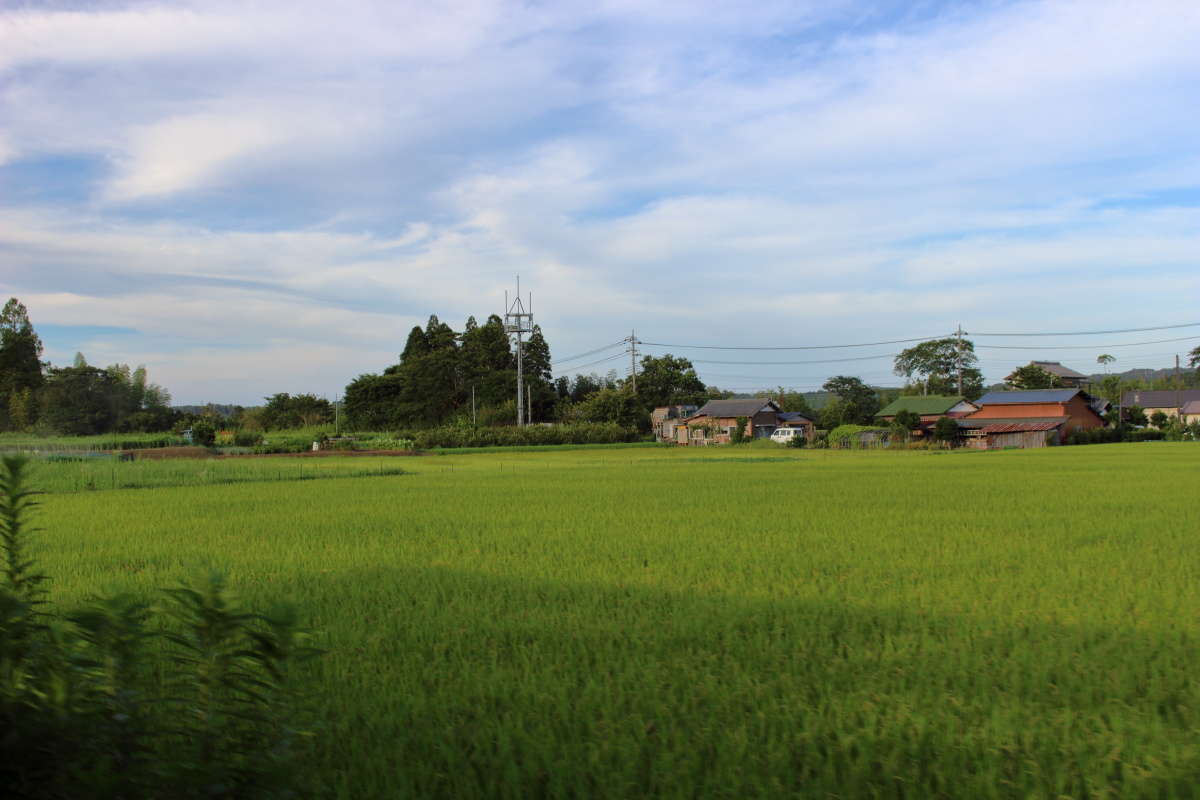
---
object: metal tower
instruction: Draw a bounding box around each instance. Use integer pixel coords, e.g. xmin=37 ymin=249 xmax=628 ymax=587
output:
xmin=504 ymin=277 xmax=533 ymax=426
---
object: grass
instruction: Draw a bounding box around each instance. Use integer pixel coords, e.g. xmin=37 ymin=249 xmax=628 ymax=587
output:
xmin=21 ymin=443 xmax=1200 ymax=798
xmin=23 ymin=455 xmax=409 ymax=493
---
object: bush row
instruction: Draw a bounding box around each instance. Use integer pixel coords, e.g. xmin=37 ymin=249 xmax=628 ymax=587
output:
xmin=1066 ymin=427 xmax=1167 ymax=445
xmin=400 ymin=422 xmax=637 ymax=449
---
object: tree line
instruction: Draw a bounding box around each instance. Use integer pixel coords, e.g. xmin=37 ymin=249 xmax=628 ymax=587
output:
xmin=5 ymin=294 xmax=1197 ymax=437
xmin=0 ymin=299 xmax=174 ymax=435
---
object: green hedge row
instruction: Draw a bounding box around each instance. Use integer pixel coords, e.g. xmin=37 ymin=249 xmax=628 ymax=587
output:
xmin=401 ymin=423 xmax=637 ymax=449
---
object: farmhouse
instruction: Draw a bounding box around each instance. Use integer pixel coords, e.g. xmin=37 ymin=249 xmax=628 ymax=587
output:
xmin=1006 ymin=361 xmax=1090 ymax=388
xmin=676 ymin=398 xmax=783 ymax=445
xmin=1120 ymin=389 xmax=1200 ymax=421
xmin=650 ymin=404 xmax=698 ymax=443
xmin=874 ymin=395 xmax=978 ymax=436
xmin=958 ymin=388 xmax=1105 ymax=448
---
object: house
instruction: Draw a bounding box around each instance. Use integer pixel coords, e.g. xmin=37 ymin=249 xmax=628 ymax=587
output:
xmin=1120 ymin=390 xmax=1200 ymax=422
xmin=650 ymin=405 xmax=698 ymax=443
xmin=676 ymin=398 xmax=783 ymax=445
xmin=958 ymin=388 xmax=1105 ymax=448
xmin=874 ymin=395 xmax=978 ymax=436
xmin=1006 ymin=361 xmax=1089 ymax=388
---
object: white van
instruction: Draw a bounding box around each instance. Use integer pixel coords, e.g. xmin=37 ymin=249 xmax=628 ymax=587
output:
xmin=769 ymin=428 xmax=804 ymax=444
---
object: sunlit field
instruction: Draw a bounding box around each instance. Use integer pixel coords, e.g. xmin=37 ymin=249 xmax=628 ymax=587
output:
xmin=27 ymin=443 xmax=1200 ymax=798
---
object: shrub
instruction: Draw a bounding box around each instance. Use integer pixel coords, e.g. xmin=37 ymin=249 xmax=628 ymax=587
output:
xmin=234 ymin=431 xmax=264 ymax=447
xmin=405 ymin=423 xmax=637 ymax=449
xmin=189 ymin=420 xmax=217 ymax=447
xmin=786 ymin=434 xmax=806 ymax=448
xmin=730 ymin=417 xmax=749 ymax=445
xmin=0 ymin=456 xmax=321 ymax=799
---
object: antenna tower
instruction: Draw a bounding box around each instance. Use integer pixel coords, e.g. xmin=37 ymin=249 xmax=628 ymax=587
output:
xmin=504 ymin=277 xmax=533 ymax=426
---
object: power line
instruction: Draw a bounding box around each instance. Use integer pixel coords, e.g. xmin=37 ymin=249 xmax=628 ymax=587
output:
xmin=974 ymin=335 xmax=1200 ymax=351
xmin=687 ymin=353 xmax=899 ymax=366
xmin=971 ymin=321 xmax=1200 ymax=337
xmin=638 ymin=334 xmax=950 ymax=351
xmin=559 ymin=352 xmax=627 ymax=373
xmin=551 ymin=339 xmax=628 ymax=366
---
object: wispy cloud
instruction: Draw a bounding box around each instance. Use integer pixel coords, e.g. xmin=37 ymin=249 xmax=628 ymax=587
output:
xmin=1 ymin=0 xmax=1198 ymax=401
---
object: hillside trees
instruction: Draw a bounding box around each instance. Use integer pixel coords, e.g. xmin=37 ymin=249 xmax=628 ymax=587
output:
xmin=893 ymin=337 xmax=984 ymax=400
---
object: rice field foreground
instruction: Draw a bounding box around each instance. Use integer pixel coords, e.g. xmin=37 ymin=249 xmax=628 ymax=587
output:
xmin=28 ymin=444 xmax=1200 ymax=798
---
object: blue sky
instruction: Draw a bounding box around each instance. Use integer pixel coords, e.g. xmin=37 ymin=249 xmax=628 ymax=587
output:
xmin=1 ymin=0 xmax=1198 ymax=404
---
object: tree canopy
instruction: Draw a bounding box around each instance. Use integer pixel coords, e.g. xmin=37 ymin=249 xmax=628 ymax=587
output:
xmin=893 ymin=337 xmax=983 ymax=400
xmin=1007 ymin=364 xmax=1062 ymax=390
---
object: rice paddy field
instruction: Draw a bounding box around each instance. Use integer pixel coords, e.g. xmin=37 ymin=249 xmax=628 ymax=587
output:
xmin=23 ymin=443 xmax=1200 ymax=798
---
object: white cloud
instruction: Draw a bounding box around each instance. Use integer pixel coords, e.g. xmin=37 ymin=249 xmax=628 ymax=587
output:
xmin=1 ymin=0 xmax=1199 ymax=400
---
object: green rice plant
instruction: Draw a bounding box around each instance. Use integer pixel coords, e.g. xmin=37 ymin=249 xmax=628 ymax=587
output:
xmin=17 ymin=443 xmax=1200 ymax=798
xmin=0 ymin=456 xmax=323 ymax=799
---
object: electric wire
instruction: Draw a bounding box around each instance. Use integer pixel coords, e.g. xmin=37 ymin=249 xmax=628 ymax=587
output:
xmin=559 ymin=352 xmax=628 ymax=373
xmin=970 ymin=322 xmax=1200 ymax=337
xmin=974 ymin=335 xmax=1200 ymax=351
xmin=551 ymin=339 xmax=628 ymax=366
xmin=638 ymin=335 xmax=950 ymax=351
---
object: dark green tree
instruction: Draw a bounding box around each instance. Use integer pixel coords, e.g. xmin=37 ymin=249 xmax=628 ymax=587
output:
xmin=821 ymin=376 xmax=880 ymax=424
xmin=343 ymin=373 xmax=405 ymax=430
xmin=933 ymin=416 xmax=959 ymax=443
xmin=0 ymin=299 xmax=45 ymax=430
xmin=636 ymin=354 xmax=707 ymax=409
xmin=39 ymin=365 xmax=121 ymax=435
xmin=1007 ymin=364 xmax=1061 ymax=390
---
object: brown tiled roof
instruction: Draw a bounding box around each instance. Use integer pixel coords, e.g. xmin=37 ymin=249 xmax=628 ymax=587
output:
xmin=979 ymin=421 xmax=1064 ymax=434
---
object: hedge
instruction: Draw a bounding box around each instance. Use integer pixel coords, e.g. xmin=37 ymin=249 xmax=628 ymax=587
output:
xmin=401 ymin=423 xmax=637 ymax=449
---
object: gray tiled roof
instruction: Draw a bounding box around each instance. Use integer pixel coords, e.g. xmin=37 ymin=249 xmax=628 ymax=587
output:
xmin=1029 ymin=361 xmax=1088 ymax=379
xmin=1120 ymin=390 xmax=1200 ymax=409
xmin=691 ymin=398 xmax=780 ymax=418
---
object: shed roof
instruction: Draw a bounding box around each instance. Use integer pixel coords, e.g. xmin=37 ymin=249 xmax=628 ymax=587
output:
xmin=1120 ymin=389 xmax=1200 ymax=409
xmin=778 ymin=411 xmax=815 ymax=422
xmin=978 ymin=420 xmax=1064 ymax=434
xmin=975 ymin=389 xmax=1081 ymax=406
xmin=1182 ymin=400 xmax=1200 ymax=415
xmin=957 ymin=415 xmax=1069 ymax=429
xmin=875 ymin=395 xmax=968 ymax=417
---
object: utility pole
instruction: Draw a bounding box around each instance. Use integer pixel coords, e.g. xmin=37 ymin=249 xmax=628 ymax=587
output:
xmin=628 ymin=330 xmax=639 ymax=394
xmin=503 ymin=277 xmax=533 ymax=426
xmin=1177 ymin=354 xmax=1183 ymax=421
xmin=526 ymin=381 xmax=532 ymax=424
xmin=955 ymin=323 xmax=964 ymax=397
xmin=471 ymin=385 xmax=476 ymax=427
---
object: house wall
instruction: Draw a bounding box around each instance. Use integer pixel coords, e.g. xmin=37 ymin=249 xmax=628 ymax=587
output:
xmin=969 ymin=402 xmax=1069 ymax=419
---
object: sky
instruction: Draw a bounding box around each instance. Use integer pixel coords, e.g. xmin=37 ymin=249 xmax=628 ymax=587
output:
xmin=1 ymin=0 xmax=1198 ymax=404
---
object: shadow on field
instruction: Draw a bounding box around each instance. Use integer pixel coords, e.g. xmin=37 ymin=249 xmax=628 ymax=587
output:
xmin=304 ymin=564 xmax=1200 ymax=800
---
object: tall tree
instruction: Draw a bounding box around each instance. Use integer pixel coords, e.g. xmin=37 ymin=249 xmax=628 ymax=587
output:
xmin=893 ymin=337 xmax=984 ymax=400
xmin=0 ymin=298 xmax=45 ymax=429
xmin=522 ymin=325 xmax=554 ymax=420
xmin=636 ymin=354 xmax=707 ymax=409
xmin=821 ymin=376 xmax=880 ymax=424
